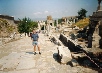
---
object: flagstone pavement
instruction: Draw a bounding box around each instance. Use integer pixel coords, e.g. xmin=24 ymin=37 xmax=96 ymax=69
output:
xmin=0 ymin=33 xmax=98 ymax=73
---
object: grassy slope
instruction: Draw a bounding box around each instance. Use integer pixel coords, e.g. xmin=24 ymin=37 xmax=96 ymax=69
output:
xmin=72 ymin=18 xmax=89 ymax=28
xmin=0 ymin=18 xmax=17 ymax=37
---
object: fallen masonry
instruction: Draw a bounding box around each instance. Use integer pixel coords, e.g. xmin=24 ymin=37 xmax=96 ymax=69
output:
xmin=57 ymin=46 xmax=72 ymax=64
xmin=58 ymin=33 xmax=102 ymax=69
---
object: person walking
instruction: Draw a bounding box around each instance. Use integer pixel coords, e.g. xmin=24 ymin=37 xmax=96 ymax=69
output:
xmin=31 ymin=29 xmax=41 ymax=55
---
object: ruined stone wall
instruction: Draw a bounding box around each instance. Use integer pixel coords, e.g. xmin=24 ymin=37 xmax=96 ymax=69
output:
xmin=0 ymin=15 xmax=19 ymax=25
xmin=59 ymin=33 xmax=82 ymax=52
xmin=59 ymin=34 xmax=67 ymax=46
xmin=0 ymin=15 xmax=14 ymax=20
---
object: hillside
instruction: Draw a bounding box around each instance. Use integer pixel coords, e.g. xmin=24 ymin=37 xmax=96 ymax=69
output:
xmin=72 ymin=18 xmax=89 ymax=28
xmin=0 ymin=18 xmax=17 ymax=37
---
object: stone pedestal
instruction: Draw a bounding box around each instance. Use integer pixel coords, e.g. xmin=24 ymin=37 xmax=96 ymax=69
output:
xmin=92 ymin=34 xmax=101 ymax=48
xmin=92 ymin=24 xmax=101 ymax=48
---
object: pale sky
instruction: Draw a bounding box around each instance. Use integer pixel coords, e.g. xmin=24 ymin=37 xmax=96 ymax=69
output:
xmin=0 ymin=0 xmax=99 ymax=20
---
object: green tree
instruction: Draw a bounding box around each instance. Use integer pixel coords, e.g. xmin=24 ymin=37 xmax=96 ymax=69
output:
xmin=78 ymin=8 xmax=87 ymax=20
xmin=18 ymin=17 xmax=38 ymax=34
xmin=58 ymin=19 xmax=62 ymax=24
xmin=54 ymin=20 xmax=57 ymax=26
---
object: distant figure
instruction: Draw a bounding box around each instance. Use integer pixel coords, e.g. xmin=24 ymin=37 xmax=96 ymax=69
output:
xmin=31 ymin=30 xmax=41 ymax=55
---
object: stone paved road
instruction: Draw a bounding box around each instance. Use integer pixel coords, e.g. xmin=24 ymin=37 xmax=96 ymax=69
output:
xmin=0 ymin=33 xmax=98 ymax=73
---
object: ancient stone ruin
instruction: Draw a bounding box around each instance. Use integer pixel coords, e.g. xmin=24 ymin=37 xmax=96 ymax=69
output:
xmin=87 ymin=0 xmax=102 ymax=48
xmin=0 ymin=15 xmax=19 ymax=25
xmin=49 ymin=0 xmax=102 ymax=70
xmin=37 ymin=15 xmax=55 ymax=35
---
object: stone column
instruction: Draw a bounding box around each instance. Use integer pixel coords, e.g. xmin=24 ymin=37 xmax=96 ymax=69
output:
xmin=25 ymin=33 xmax=28 ymax=37
xmin=66 ymin=18 xmax=68 ymax=24
xmin=73 ymin=19 xmax=75 ymax=23
xmin=67 ymin=19 xmax=70 ymax=25
xmin=56 ymin=20 xmax=58 ymax=27
xmin=47 ymin=24 xmax=50 ymax=35
xmin=38 ymin=22 xmax=41 ymax=31
xmin=65 ymin=18 xmax=67 ymax=24
xmin=52 ymin=23 xmax=54 ymax=27
xmin=52 ymin=20 xmax=54 ymax=27
xmin=70 ymin=21 xmax=72 ymax=25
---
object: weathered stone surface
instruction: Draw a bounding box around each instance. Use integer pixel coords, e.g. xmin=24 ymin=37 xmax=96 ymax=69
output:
xmin=71 ymin=53 xmax=86 ymax=58
xmin=0 ymin=33 xmax=99 ymax=73
xmin=16 ymin=59 xmax=35 ymax=70
xmin=1 ymin=59 xmax=19 ymax=71
xmin=50 ymin=35 xmax=63 ymax=46
xmin=57 ymin=46 xmax=72 ymax=63
xmin=40 ymin=70 xmax=47 ymax=73
xmin=0 ymin=53 xmax=21 ymax=71
xmin=2 ymin=69 xmax=39 ymax=73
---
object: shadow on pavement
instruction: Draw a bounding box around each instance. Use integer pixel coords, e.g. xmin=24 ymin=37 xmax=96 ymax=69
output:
xmin=53 ymin=53 xmax=61 ymax=63
xmin=26 ymin=52 xmax=34 ymax=54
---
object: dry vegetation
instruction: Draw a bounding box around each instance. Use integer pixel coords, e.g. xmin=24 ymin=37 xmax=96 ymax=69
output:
xmin=72 ymin=18 xmax=89 ymax=28
xmin=0 ymin=18 xmax=17 ymax=37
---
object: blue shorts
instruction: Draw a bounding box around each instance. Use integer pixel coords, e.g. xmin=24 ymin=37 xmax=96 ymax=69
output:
xmin=32 ymin=41 xmax=38 ymax=46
